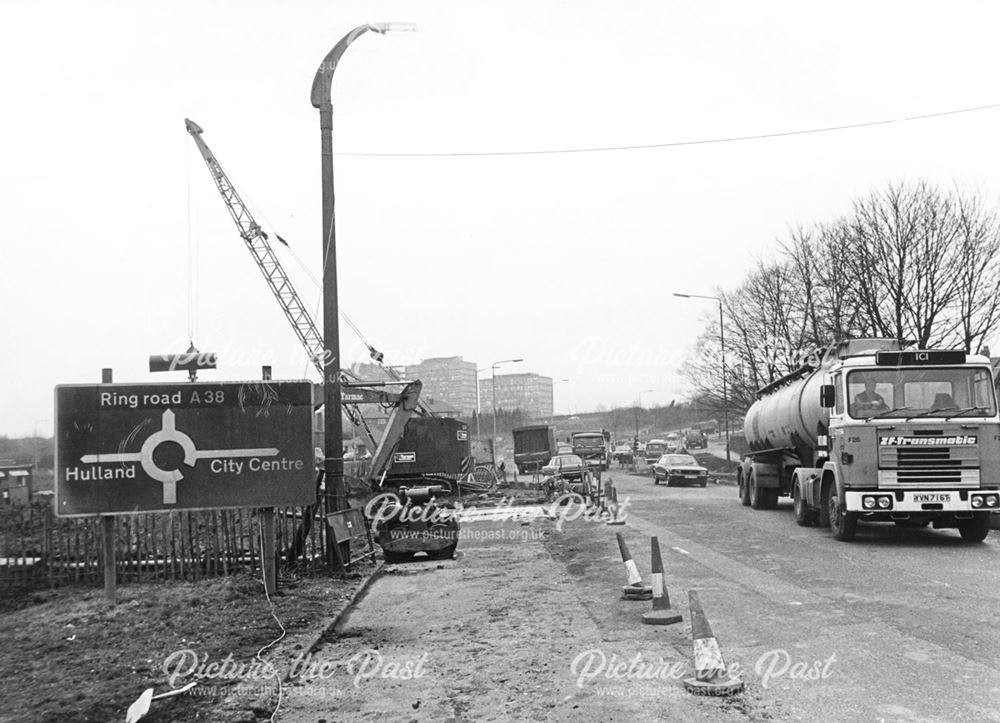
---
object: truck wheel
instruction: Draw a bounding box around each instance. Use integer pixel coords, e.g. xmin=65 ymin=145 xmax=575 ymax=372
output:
xmin=738 ymin=472 xmax=751 ymax=507
xmin=829 ymin=494 xmax=857 ymax=541
xmin=653 ymin=473 xmax=659 ymax=485
xmin=700 ymin=479 xmax=707 ymax=488
xmin=817 ymin=480 xmax=832 ymax=528
xmin=957 ymin=514 xmax=991 ymax=542
xmin=749 ymin=470 xmax=767 ymax=510
xmin=383 ymin=549 xmax=412 ymax=564
xmin=793 ymin=485 xmax=814 ymax=527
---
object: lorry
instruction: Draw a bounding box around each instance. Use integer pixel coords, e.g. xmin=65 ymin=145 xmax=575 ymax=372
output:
xmin=512 ymin=424 xmax=556 ymax=474
xmin=571 ymin=430 xmax=610 ymax=471
xmin=738 ymin=338 xmax=1000 ymax=542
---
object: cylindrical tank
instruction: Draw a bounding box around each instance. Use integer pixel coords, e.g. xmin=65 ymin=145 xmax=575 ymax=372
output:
xmin=743 ymin=368 xmax=827 ymax=455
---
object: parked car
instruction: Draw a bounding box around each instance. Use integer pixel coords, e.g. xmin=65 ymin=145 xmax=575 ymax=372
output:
xmin=651 ymin=454 xmax=709 ymax=487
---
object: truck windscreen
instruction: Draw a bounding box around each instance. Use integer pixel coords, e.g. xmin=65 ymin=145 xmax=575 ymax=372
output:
xmin=846 ymin=367 xmax=996 ymax=419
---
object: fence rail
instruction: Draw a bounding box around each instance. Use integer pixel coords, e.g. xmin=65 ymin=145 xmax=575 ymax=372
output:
xmin=0 ymin=499 xmax=332 ymax=594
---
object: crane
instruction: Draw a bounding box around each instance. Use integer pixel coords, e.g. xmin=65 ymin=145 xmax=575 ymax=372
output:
xmin=184 ymin=118 xmax=431 ymax=455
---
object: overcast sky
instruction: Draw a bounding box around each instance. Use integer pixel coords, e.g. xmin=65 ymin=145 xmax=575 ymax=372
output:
xmin=5 ymin=1 xmax=1000 ymax=437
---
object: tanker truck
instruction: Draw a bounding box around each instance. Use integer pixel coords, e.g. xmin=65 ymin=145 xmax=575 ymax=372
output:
xmin=738 ymin=338 xmax=1000 ymax=542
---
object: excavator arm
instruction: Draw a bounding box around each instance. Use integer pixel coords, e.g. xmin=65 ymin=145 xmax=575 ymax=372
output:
xmin=185 ymin=118 xmax=432 ymax=459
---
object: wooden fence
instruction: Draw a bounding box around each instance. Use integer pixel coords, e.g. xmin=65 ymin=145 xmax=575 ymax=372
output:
xmin=0 ymin=463 xmax=376 ymax=596
xmin=0 ymin=500 xmax=333 ymax=594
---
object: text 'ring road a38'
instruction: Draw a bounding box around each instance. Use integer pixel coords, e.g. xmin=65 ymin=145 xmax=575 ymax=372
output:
xmin=79 ymin=409 xmax=278 ymax=504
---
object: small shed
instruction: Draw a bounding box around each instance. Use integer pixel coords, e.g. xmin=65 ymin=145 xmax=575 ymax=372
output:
xmin=0 ymin=464 xmax=33 ymax=505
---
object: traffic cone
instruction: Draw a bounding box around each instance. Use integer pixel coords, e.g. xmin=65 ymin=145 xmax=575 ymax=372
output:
xmin=683 ymin=590 xmax=744 ymax=696
xmin=616 ymin=532 xmax=652 ymax=600
xmin=606 ymin=485 xmax=626 ymax=525
xmin=641 ymin=537 xmax=682 ymax=625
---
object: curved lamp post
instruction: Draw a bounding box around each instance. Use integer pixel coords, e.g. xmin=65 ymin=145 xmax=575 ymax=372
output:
xmin=674 ymin=292 xmax=730 ymax=462
xmin=311 ymin=22 xmax=415 ymax=514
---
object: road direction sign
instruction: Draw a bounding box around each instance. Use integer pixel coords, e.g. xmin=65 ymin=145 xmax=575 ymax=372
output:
xmin=55 ymin=381 xmax=315 ymax=516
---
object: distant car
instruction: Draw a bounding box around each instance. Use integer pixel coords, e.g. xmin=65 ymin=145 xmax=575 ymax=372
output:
xmin=542 ymin=454 xmax=585 ymax=480
xmin=664 ymin=434 xmax=684 ymax=453
xmin=684 ymin=429 xmax=708 ymax=449
xmin=556 ymin=444 xmax=574 ymax=455
xmin=651 ymin=454 xmax=709 ymax=487
xmin=644 ymin=439 xmax=667 ymax=466
xmin=541 ymin=454 xmax=588 ymax=495
xmin=613 ymin=444 xmax=633 ymax=463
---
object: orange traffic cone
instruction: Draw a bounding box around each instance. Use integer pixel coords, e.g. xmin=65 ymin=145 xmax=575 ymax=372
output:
xmin=683 ymin=590 xmax=744 ymax=696
xmin=641 ymin=537 xmax=682 ymax=625
xmin=615 ymin=532 xmax=652 ymax=600
xmin=606 ymin=485 xmax=626 ymax=526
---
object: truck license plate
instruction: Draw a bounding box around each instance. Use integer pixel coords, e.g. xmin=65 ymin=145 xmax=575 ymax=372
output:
xmin=913 ymin=493 xmax=950 ymax=503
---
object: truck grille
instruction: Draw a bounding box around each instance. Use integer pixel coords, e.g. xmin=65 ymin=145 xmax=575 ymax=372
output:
xmin=877 ymin=427 xmax=980 ymax=488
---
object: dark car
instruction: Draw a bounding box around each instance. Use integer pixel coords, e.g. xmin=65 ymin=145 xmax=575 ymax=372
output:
xmin=651 ymin=454 xmax=709 ymax=487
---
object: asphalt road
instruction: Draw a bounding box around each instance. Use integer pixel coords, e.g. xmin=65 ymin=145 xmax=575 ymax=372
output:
xmin=279 ymin=474 xmax=1000 ymax=722
xmin=608 ymin=470 xmax=1000 ymax=722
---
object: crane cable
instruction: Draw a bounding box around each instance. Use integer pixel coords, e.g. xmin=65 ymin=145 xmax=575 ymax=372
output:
xmin=223 ymin=165 xmax=380 ymax=366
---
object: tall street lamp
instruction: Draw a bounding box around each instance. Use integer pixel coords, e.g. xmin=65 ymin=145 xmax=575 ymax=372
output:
xmin=674 ymin=292 xmax=731 ymax=462
xmin=491 ymin=358 xmax=523 ymax=466
xmin=311 ymin=22 xmax=415 ymax=514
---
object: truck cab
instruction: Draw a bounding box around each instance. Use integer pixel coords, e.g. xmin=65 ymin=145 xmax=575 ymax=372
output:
xmin=740 ymin=339 xmax=1000 ymax=542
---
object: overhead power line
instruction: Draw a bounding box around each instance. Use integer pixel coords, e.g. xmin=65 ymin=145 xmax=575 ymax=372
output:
xmin=337 ymin=102 xmax=1000 ymax=158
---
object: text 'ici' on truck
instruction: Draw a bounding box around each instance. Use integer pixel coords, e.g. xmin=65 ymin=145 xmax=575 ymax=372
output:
xmin=738 ymin=338 xmax=1000 ymax=542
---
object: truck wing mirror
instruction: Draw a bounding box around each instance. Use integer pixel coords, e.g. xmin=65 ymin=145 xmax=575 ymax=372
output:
xmin=820 ymin=384 xmax=836 ymax=408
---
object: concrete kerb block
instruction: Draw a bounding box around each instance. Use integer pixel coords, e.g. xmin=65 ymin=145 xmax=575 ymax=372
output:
xmin=283 ymin=562 xmax=386 ymax=683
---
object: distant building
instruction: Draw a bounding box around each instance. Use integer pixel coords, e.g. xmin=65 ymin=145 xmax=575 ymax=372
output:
xmin=0 ymin=464 xmax=33 ymax=505
xmin=480 ymin=373 xmax=553 ymax=419
xmin=404 ymin=357 xmax=478 ymax=417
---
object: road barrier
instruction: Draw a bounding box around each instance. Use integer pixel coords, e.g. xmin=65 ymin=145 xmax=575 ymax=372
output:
xmin=615 ymin=532 xmax=652 ymax=600
xmin=641 ymin=536 xmax=682 ymax=625
xmin=683 ymin=590 xmax=744 ymax=696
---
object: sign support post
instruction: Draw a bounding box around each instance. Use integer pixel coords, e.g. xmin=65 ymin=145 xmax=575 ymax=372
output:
xmin=100 ymin=367 xmax=116 ymax=604
xmin=259 ymin=366 xmax=277 ymax=596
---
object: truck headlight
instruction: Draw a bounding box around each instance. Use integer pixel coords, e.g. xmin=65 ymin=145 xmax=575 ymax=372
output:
xmin=863 ymin=496 xmax=877 ymax=509
xmin=877 ymin=496 xmax=892 ymax=509
xmin=972 ymin=496 xmax=984 ymax=508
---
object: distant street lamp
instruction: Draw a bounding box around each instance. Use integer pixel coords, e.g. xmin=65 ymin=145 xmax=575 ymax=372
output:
xmin=311 ymin=21 xmax=415 ymax=514
xmin=550 ymin=378 xmax=569 ymax=422
xmin=635 ymin=389 xmax=653 ymax=441
xmin=674 ymin=292 xmax=731 ymax=462
xmin=491 ymin=358 xmax=523 ymax=466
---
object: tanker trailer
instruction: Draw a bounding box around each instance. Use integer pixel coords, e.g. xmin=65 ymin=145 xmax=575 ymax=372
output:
xmin=738 ymin=338 xmax=1000 ymax=542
